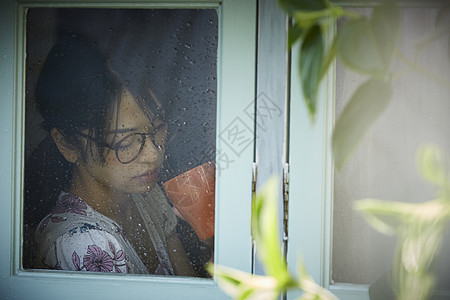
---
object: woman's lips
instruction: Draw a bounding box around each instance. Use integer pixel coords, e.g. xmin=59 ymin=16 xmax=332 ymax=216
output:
xmin=134 ymin=168 xmax=160 ymax=184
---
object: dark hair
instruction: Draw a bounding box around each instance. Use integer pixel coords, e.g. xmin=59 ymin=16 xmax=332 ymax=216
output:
xmin=35 ymin=35 xmax=123 ymax=162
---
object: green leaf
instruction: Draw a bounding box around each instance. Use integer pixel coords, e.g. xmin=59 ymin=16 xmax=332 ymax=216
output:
xmin=354 ymin=199 xmax=415 ymax=235
xmin=293 ymin=9 xmax=333 ymax=29
xmin=355 ymin=198 xmax=450 ymax=236
xmin=370 ymin=3 xmax=400 ymax=68
xmin=297 ymin=258 xmax=338 ymax=300
xmin=288 ymin=22 xmax=304 ymax=49
xmin=337 ymin=18 xmax=387 ymax=77
xmin=337 ymin=3 xmax=399 ymax=77
xmin=252 ymin=177 xmax=288 ymax=279
xmin=416 ymin=145 xmax=450 ymax=200
xmin=319 ymin=36 xmax=337 ymax=79
xmin=401 ymin=223 xmax=444 ymax=271
xmin=332 ymin=79 xmax=392 ymax=170
xmin=278 ymin=0 xmax=329 ymax=15
xmin=299 ymin=25 xmax=324 ymax=118
xmin=208 ymin=264 xmax=279 ymax=300
xmin=417 ymin=146 xmax=449 ymax=187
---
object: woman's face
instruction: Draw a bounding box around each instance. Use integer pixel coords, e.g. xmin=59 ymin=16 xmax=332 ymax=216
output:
xmin=78 ymin=88 xmax=166 ymax=195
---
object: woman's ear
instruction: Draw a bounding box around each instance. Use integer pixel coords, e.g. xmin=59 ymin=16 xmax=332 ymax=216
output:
xmin=50 ymin=128 xmax=79 ymax=163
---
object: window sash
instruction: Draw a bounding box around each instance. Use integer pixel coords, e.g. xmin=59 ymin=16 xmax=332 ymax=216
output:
xmin=1 ymin=0 xmax=256 ymax=299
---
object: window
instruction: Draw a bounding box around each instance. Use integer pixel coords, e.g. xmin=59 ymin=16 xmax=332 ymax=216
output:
xmin=288 ymin=3 xmax=450 ymax=299
xmin=1 ymin=0 xmax=256 ymax=298
xmin=24 ymin=7 xmax=218 ymax=277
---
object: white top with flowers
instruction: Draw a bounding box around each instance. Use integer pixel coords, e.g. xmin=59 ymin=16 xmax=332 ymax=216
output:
xmin=35 ymin=186 xmax=177 ymax=275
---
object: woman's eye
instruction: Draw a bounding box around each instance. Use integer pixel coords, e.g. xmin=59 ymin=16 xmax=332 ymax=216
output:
xmin=116 ymin=142 xmax=132 ymax=150
xmin=116 ymin=136 xmax=135 ymax=150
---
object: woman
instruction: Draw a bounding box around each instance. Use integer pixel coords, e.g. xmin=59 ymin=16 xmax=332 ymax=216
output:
xmin=32 ymin=35 xmax=195 ymax=275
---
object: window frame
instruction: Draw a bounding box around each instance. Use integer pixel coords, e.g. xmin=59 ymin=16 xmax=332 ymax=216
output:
xmin=1 ymin=0 xmax=256 ymax=299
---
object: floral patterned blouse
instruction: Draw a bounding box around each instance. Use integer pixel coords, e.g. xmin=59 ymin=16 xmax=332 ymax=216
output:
xmin=35 ymin=186 xmax=177 ymax=275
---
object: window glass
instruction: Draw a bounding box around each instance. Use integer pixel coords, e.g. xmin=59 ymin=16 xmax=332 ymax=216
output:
xmin=23 ymin=8 xmax=217 ymax=278
xmin=332 ymin=7 xmax=450 ymax=290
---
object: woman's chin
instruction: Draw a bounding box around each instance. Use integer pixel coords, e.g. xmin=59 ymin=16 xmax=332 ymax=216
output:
xmin=128 ymin=181 xmax=157 ymax=194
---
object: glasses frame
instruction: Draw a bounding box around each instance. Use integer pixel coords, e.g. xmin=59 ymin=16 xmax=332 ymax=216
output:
xmin=77 ymin=123 xmax=167 ymax=164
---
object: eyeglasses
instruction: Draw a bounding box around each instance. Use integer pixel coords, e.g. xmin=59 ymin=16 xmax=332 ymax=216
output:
xmin=78 ymin=123 xmax=168 ymax=164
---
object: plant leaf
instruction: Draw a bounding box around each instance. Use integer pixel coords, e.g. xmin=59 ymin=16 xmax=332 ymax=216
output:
xmin=297 ymin=258 xmax=338 ymax=300
xmin=370 ymin=3 xmax=400 ymax=68
xmin=416 ymin=145 xmax=450 ymax=200
xmin=293 ymin=9 xmax=333 ymax=29
xmin=208 ymin=264 xmax=279 ymax=300
xmin=278 ymin=0 xmax=329 ymax=15
xmin=355 ymin=199 xmax=416 ymax=235
xmin=417 ymin=146 xmax=449 ymax=187
xmin=332 ymin=79 xmax=392 ymax=170
xmin=288 ymin=22 xmax=304 ymax=49
xmin=337 ymin=4 xmax=400 ymax=77
xmin=252 ymin=177 xmax=288 ymax=279
xmin=319 ymin=36 xmax=337 ymax=79
xmin=299 ymin=24 xmax=324 ymax=118
xmin=337 ymin=18 xmax=386 ymax=77
xmin=355 ymin=198 xmax=450 ymax=236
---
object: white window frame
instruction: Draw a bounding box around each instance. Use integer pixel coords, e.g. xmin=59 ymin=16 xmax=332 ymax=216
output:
xmin=0 ymin=0 xmax=256 ymax=299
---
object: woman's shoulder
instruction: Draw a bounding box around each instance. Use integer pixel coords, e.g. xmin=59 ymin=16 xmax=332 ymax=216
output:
xmin=38 ymin=221 xmax=129 ymax=273
xmin=34 ymin=192 xmax=131 ymax=273
xmin=36 ymin=192 xmax=96 ymax=237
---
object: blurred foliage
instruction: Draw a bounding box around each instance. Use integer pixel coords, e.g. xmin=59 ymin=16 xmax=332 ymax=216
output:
xmin=210 ymin=146 xmax=450 ymax=299
xmin=281 ymin=0 xmax=450 ymax=169
xmin=208 ymin=177 xmax=337 ymax=300
xmin=282 ymin=0 xmax=401 ymax=167
xmin=209 ymin=1 xmax=450 ymax=299
xmin=355 ymin=146 xmax=450 ymax=300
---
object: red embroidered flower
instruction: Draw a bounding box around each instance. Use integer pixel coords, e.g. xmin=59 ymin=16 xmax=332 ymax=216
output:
xmin=53 ymin=193 xmax=87 ymax=215
xmin=82 ymin=245 xmax=114 ymax=272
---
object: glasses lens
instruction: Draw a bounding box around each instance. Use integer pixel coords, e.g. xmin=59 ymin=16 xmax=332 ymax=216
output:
xmin=114 ymin=124 xmax=168 ymax=164
xmin=116 ymin=133 xmax=143 ymax=163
